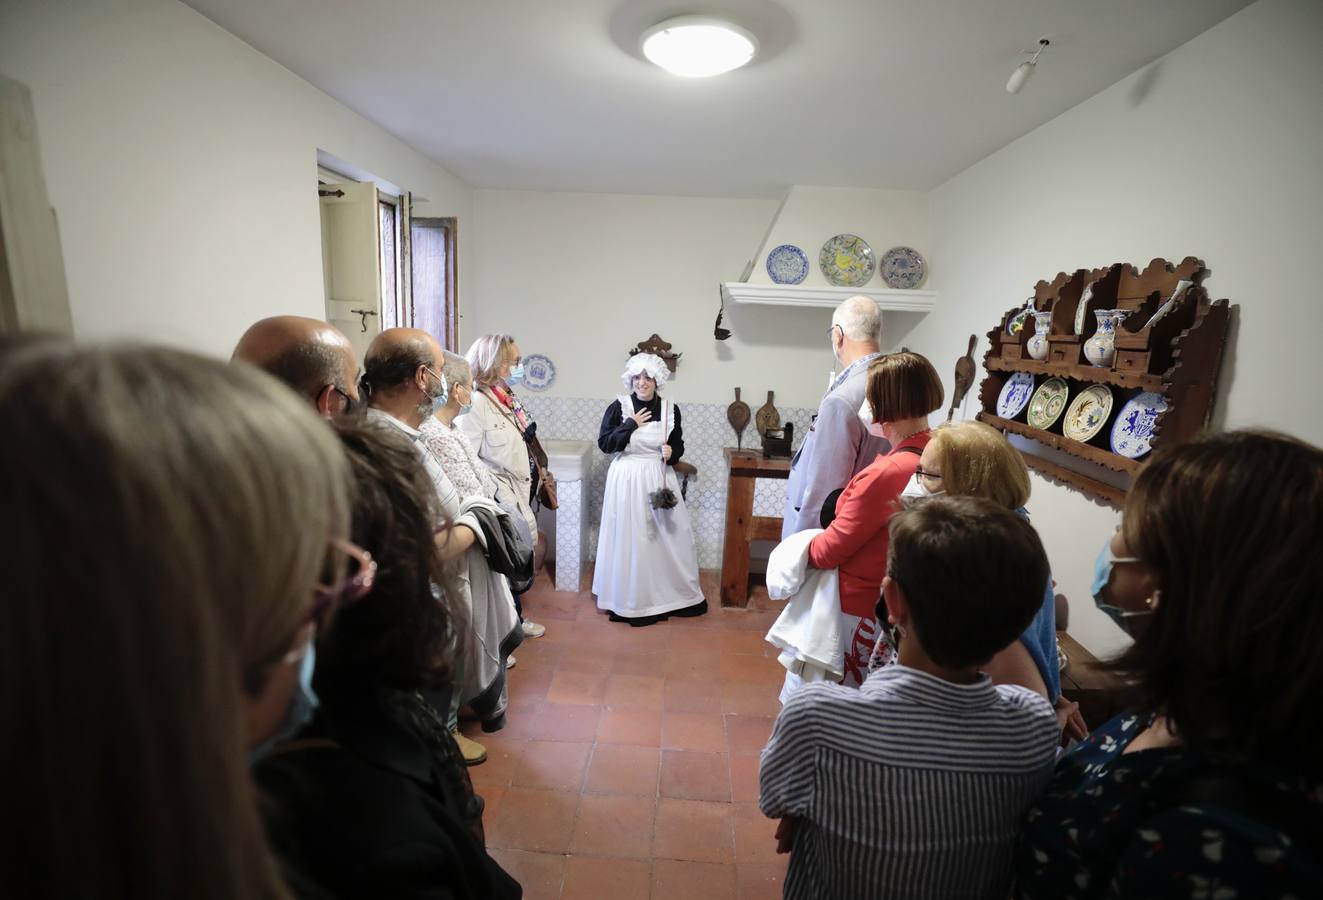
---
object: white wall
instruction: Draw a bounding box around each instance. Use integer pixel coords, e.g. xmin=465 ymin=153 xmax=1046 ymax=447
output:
xmin=0 ymin=0 xmax=474 ymax=358
xmin=907 ymin=0 xmax=1323 ymax=656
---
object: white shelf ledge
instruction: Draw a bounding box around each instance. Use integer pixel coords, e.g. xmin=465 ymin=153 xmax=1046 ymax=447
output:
xmin=721 ymin=282 xmax=937 ymax=311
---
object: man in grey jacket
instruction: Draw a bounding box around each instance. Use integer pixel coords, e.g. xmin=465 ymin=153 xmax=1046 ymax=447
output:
xmin=782 ymin=295 xmax=889 ymax=538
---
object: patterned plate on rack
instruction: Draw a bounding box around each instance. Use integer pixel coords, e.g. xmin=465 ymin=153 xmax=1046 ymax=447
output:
xmin=1063 ymin=384 xmax=1114 ymax=442
xmin=521 ymin=354 xmax=555 ymax=391
xmin=996 ymin=372 xmax=1036 ymax=420
xmin=1110 ymin=391 xmax=1168 ymax=458
xmin=880 ymin=246 xmax=927 ymax=289
xmin=1007 ymin=304 xmax=1034 ymax=336
xmin=1026 ymin=377 xmax=1070 ymax=430
xmin=766 ymin=244 xmax=809 ymax=285
xmin=819 ymin=234 xmax=876 ymax=287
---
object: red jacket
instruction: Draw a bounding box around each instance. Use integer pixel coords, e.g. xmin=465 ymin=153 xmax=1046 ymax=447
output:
xmin=807 ymin=433 xmax=930 ymax=617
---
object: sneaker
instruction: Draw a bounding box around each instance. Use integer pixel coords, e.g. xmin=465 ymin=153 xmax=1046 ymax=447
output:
xmin=505 ymin=654 xmax=517 ymax=669
xmin=450 ymin=729 xmax=487 ymax=766
xmin=520 ymin=619 xmax=546 ymax=638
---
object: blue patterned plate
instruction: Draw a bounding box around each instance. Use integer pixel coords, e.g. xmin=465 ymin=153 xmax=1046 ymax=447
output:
xmin=766 ymin=244 xmax=809 ymax=285
xmin=522 ymin=354 xmax=555 ymax=391
xmin=819 ymin=234 xmax=876 ymax=287
xmin=996 ymin=372 xmax=1035 ymax=420
xmin=880 ymin=246 xmax=927 ymax=289
xmin=1110 ymin=391 xmax=1168 ymax=458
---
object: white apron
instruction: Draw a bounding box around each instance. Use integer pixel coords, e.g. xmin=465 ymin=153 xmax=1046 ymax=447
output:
xmin=593 ymin=396 xmax=704 ymax=618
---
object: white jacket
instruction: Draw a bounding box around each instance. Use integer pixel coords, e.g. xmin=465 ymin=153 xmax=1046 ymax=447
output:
xmin=455 ymin=390 xmax=537 ymax=537
xmin=764 ymin=528 xmax=845 ymax=686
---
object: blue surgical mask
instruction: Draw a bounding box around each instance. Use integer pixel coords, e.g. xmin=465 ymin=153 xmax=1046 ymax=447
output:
xmin=457 ymin=400 xmax=473 ymax=416
xmin=249 ymin=641 xmax=319 ymax=765
xmin=506 ymin=363 xmax=525 ymax=386
xmin=1090 ymin=536 xmax=1143 ymax=626
xmin=425 ymin=368 xmax=449 ymax=415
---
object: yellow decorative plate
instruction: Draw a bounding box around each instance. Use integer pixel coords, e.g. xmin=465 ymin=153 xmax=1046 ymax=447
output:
xmin=1062 ymin=384 xmax=1114 ymax=442
xmin=819 ymin=234 xmax=876 ymax=287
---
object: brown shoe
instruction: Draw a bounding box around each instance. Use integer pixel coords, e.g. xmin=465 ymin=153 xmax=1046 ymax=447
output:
xmin=451 ymin=729 xmax=488 ymax=766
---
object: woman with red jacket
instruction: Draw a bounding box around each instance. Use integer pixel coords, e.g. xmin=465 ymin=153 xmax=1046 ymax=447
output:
xmin=807 ymin=351 xmax=944 ymax=686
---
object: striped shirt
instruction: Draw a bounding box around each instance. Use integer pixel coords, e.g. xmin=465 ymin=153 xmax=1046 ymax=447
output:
xmin=759 ymin=665 xmax=1059 ymax=900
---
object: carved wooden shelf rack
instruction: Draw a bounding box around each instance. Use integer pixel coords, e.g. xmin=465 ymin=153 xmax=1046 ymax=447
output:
xmin=975 ymin=256 xmax=1230 ymax=507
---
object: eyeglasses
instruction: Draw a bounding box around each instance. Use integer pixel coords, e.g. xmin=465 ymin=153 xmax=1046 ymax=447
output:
xmin=827 ymin=324 xmax=842 ymax=338
xmin=308 ymin=539 xmax=377 ymax=629
xmin=914 ymin=466 xmax=942 ymax=482
xmin=332 ymin=385 xmax=357 ymax=415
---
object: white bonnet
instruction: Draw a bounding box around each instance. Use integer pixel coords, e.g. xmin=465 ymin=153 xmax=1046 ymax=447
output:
xmin=621 ymin=353 xmax=670 ymax=392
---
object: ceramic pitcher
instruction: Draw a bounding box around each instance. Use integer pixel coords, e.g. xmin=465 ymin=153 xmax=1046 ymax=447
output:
xmin=1084 ymin=310 xmax=1121 ymax=367
xmin=1026 ymin=311 xmax=1052 ymax=361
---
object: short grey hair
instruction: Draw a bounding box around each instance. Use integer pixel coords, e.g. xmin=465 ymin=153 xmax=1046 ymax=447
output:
xmin=832 ymin=295 xmax=882 ymax=344
xmin=440 ymin=349 xmax=471 ymax=387
xmin=465 ymin=334 xmax=515 ymax=387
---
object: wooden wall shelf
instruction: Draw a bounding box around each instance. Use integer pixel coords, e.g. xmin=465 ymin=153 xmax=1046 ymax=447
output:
xmin=975 ymin=257 xmax=1231 ymax=507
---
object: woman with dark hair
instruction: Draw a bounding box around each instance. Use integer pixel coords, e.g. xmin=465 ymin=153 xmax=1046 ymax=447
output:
xmin=1015 ymin=430 xmax=1323 ymax=897
xmin=0 ymin=340 xmax=352 ymax=900
xmin=256 ymin=419 xmax=520 ymax=899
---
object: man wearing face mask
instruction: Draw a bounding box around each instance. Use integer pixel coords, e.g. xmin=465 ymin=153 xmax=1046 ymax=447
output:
xmin=783 ymin=295 xmax=889 ymax=539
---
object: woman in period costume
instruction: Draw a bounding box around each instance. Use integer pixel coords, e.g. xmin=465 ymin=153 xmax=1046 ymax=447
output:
xmin=593 ymin=353 xmax=706 ymax=626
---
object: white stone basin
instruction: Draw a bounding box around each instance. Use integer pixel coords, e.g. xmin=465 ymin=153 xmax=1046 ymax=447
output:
xmin=542 ymin=439 xmax=592 ymax=481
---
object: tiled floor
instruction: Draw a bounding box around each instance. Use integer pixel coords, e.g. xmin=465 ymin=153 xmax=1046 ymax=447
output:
xmin=460 ymin=568 xmax=790 ymax=899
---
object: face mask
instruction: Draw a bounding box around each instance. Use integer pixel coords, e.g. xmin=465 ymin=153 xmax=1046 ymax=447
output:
xmin=900 ymin=472 xmax=941 ymax=504
xmin=1090 ymin=536 xmax=1144 ymax=627
xmin=249 ymin=640 xmax=319 ymax=765
xmin=856 ymin=401 xmax=886 ymax=438
xmin=457 ymin=394 xmax=473 ymax=416
xmin=424 ymin=368 xmax=449 ymax=415
xmin=506 ymin=363 xmax=525 ymax=386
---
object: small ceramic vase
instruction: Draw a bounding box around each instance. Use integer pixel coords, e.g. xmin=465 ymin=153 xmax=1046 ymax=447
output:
xmin=1026 ymin=311 xmax=1052 ymax=361
xmin=1084 ymin=310 xmax=1120 ymax=367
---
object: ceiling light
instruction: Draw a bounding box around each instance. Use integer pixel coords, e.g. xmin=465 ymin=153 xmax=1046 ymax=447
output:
xmin=1006 ymin=38 xmax=1050 ymax=94
xmin=641 ymin=16 xmax=757 ymax=78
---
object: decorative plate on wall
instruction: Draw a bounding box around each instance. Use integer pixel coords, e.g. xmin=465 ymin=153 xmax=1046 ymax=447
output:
xmin=819 ymin=234 xmax=876 ymax=287
xmin=880 ymin=246 xmax=927 ymax=289
xmin=1110 ymin=391 xmax=1168 ymax=458
xmin=1062 ymin=384 xmax=1114 ymax=442
xmin=766 ymin=244 xmax=809 ymax=284
xmin=1007 ymin=304 xmax=1034 ymax=336
xmin=522 ymin=354 xmax=555 ymax=391
xmin=1026 ymin=377 xmax=1070 ymax=430
xmin=996 ymin=371 xmax=1036 ymax=420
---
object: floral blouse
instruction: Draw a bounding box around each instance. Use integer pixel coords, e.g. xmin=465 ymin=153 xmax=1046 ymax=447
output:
xmin=419 ymin=418 xmax=502 ymax=503
xmin=1014 ymin=712 xmax=1323 ymax=899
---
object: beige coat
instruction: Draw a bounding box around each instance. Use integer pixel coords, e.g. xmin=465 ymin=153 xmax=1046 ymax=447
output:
xmin=456 ymin=389 xmax=537 ymax=538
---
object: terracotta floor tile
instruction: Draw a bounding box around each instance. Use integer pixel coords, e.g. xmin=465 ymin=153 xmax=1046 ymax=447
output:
xmin=486 ymin=787 xmax=579 ymax=853
xmin=558 ymin=650 xmax=615 ymax=674
xmin=466 ymin=737 xmax=525 ymax=789
xmin=509 ymin=639 xmax=565 ymax=669
xmin=530 ymin=702 xmax=602 ymax=743
xmin=585 ymin=744 xmax=661 ymax=796
xmin=604 ymin=673 xmax=666 ymax=710
xmin=665 ymin=627 xmax=726 ymax=654
xmin=665 ymin=677 xmax=724 ymax=713
xmin=662 ymin=711 xmax=728 ymax=752
xmin=719 ymin=653 xmax=780 ymax=684
xmin=513 ymin=739 xmax=592 ymax=792
xmin=720 ymin=629 xmax=775 ymax=657
xmin=520 ymin=592 xmax=583 ymax=622
xmin=732 ymin=802 xmax=782 ymax=864
xmin=562 ymin=856 xmax=653 ymax=900
xmin=728 ymin=753 xmax=763 ymax=804
xmin=664 ymin=649 xmax=711 ymax=681
xmin=736 ymin=861 xmax=788 ymax=899
xmin=478 ymin=785 xmax=506 ymax=827
xmin=660 ymin=750 xmax=732 ymax=802
xmin=652 ymin=859 xmax=738 ymax=900
xmin=462 ymin=698 xmax=541 ymax=742
xmin=613 ymin=623 xmax=669 ymax=652
xmin=611 ymin=648 xmax=669 ymax=676
xmin=725 ymin=715 xmax=776 ymax=755
xmin=546 ymin=669 xmax=608 ymax=705
xmin=487 ymin=849 xmax=565 ymax=900
xmin=569 ymin=793 xmax=658 ymax=859
xmin=721 ymin=681 xmax=783 ymax=718
xmin=653 ymin=798 xmax=735 ymax=863
xmin=597 ymin=707 xmax=662 ymax=746
xmin=507 ymin=665 xmax=554 ymax=701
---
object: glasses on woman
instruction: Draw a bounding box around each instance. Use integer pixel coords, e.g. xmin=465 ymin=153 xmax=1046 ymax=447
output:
xmin=914 ymin=465 xmax=943 ymax=483
xmin=308 ymin=539 xmax=377 ymax=629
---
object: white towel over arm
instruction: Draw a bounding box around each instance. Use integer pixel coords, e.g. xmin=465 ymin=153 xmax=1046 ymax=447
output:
xmin=764 ymin=529 xmax=845 ymax=697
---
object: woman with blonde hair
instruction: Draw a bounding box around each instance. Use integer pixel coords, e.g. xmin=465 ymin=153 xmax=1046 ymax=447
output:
xmin=0 ymin=340 xmax=357 ymax=899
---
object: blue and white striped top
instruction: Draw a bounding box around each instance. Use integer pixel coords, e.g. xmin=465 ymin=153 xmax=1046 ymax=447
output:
xmin=759 ymin=665 xmax=1059 ymax=900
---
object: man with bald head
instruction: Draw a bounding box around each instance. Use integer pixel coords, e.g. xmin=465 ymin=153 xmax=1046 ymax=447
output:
xmin=231 ymin=316 xmax=360 ymax=419
xmin=782 ymin=295 xmax=889 ymax=538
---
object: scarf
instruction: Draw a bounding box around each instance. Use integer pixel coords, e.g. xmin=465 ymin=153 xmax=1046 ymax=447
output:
xmin=487 ymin=382 xmax=530 ymax=432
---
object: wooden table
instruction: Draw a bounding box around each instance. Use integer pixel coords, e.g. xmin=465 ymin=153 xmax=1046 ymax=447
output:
xmin=721 ymin=449 xmax=791 ymax=607
xmin=1058 ymin=632 xmax=1130 ymax=729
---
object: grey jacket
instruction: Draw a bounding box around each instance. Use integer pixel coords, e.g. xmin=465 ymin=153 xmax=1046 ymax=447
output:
xmin=781 ymin=354 xmax=890 ymax=538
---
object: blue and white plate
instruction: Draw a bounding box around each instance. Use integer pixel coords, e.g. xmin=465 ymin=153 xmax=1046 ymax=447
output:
xmin=880 ymin=246 xmax=927 ymax=289
xmin=996 ymin=372 xmax=1035 ymax=420
xmin=766 ymin=244 xmax=809 ymax=285
xmin=522 ymin=354 xmax=555 ymax=391
xmin=1110 ymin=391 xmax=1168 ymax=458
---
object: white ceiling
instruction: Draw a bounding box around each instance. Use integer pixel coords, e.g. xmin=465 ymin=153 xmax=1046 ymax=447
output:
xmin=184 ymin=0 xmax=1252 ymax=198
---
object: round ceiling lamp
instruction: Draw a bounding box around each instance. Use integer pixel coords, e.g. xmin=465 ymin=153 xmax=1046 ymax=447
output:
xmin=641 ymin=16 xmax=757 ymax=78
